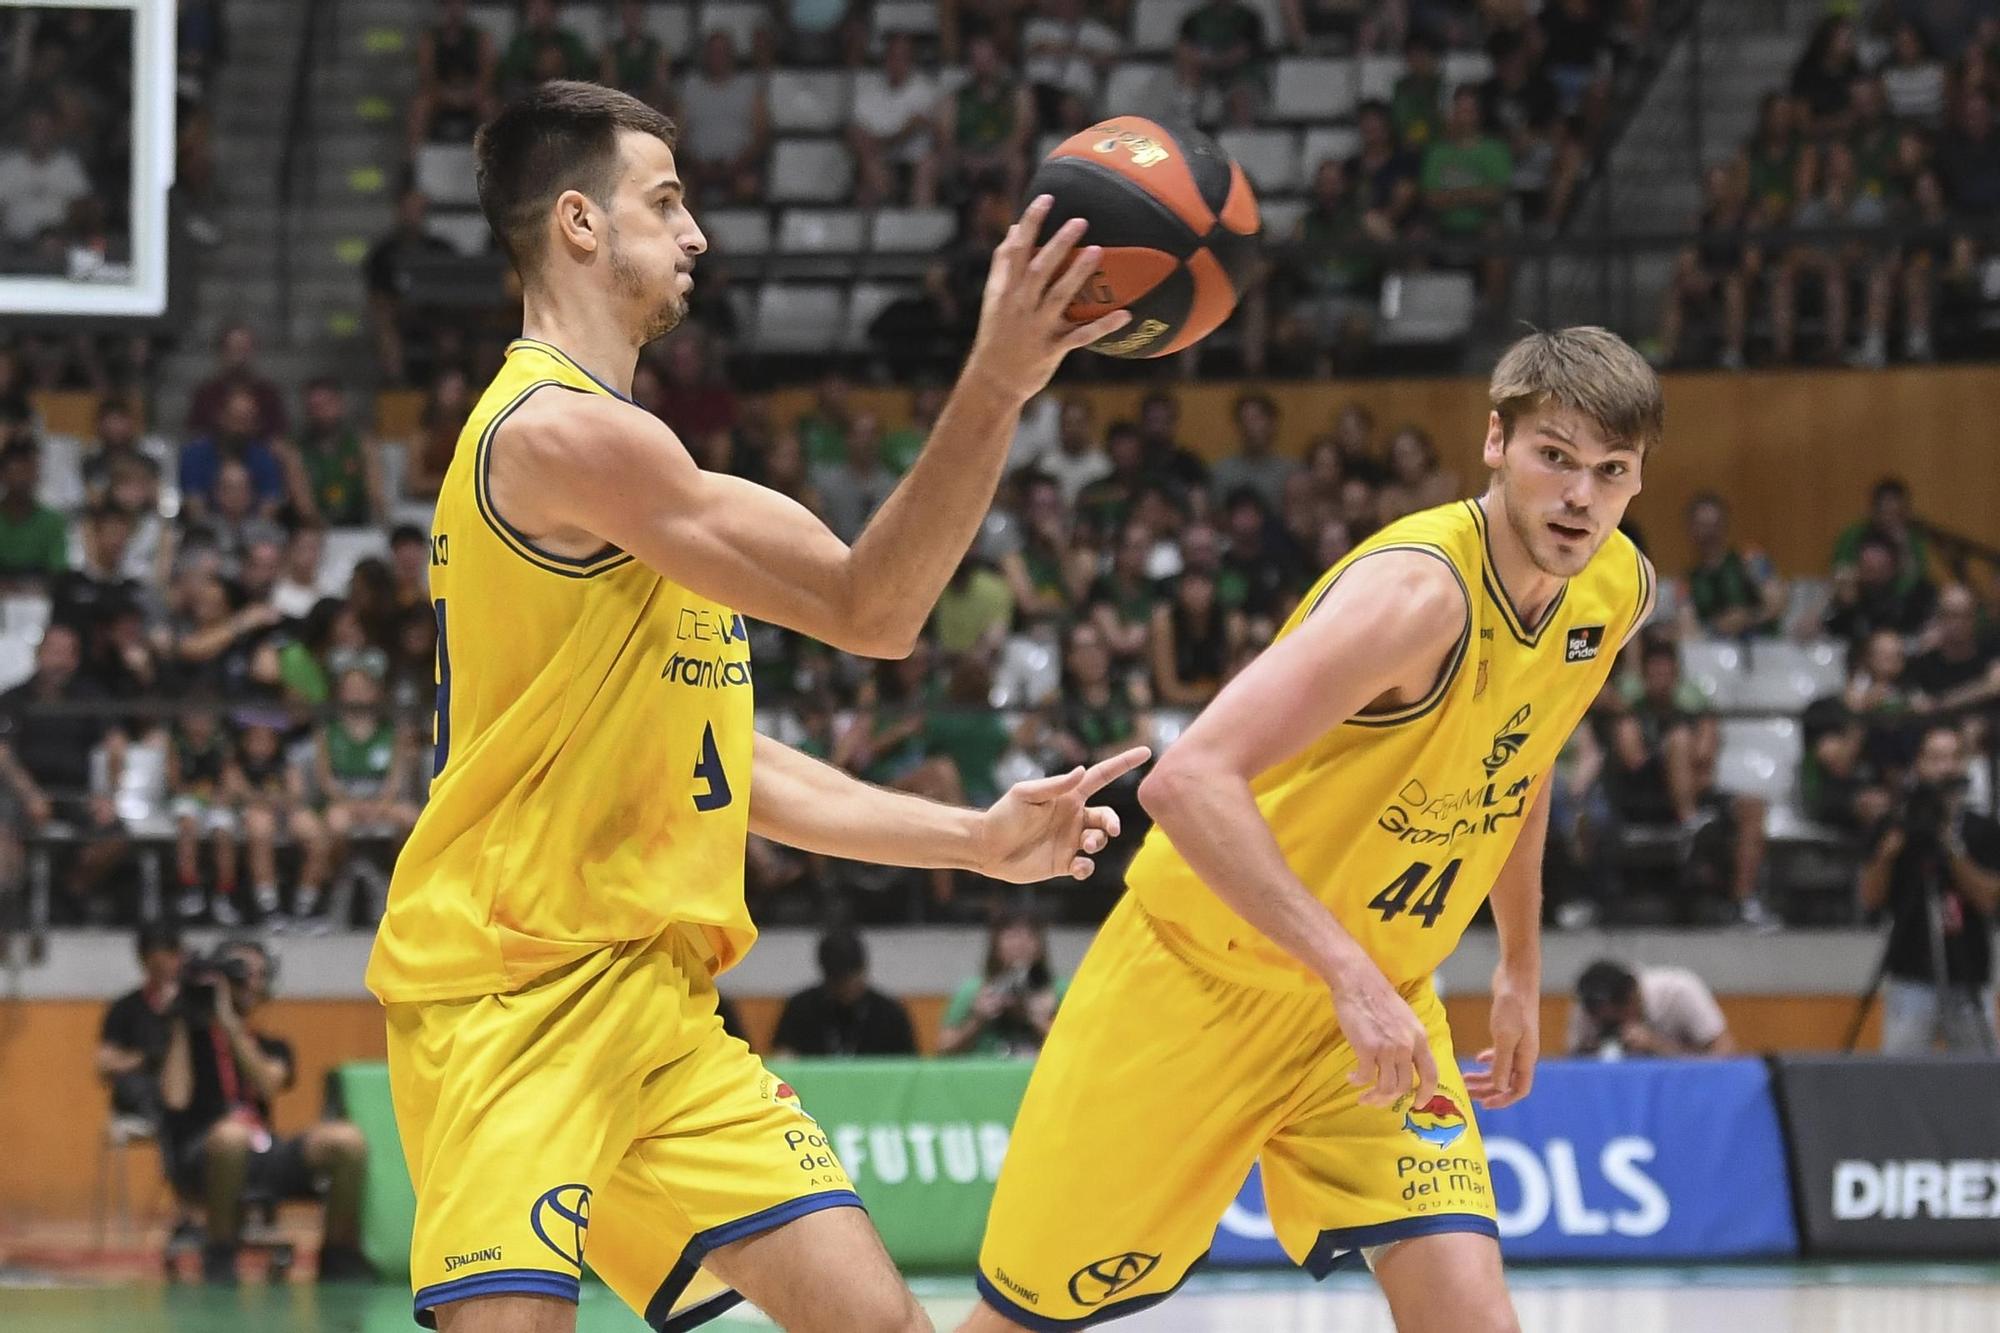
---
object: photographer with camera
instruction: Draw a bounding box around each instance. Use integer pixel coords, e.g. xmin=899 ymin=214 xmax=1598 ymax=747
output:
xmin=1567 ymin=959 xmax=1737 ymax=1058
xmin=1860 ymin=723 xmax=2000 ymax=1054
xmin=158 ymin=937 xmax=372 ymax=1283
xmin=938 ymin=907 xmax=1068 ymax=1057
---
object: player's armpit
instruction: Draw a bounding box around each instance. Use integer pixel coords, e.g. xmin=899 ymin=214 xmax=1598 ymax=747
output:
xmin=487 ymin=390 xmax=898 ymax=655
xmin=1142 ymin=547 xmax=1470 ymax=791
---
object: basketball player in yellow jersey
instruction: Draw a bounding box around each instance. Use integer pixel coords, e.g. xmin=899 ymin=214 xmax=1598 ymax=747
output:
xmin=366 ymin=83 xmax=1144 ymax=1333
xmin=963 ymin=328 xmax=1664 ymax=1333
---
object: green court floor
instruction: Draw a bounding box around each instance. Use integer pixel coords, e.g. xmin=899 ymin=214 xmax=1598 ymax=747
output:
xmin=5 ymin=1267 xmax=2000 ymax=1332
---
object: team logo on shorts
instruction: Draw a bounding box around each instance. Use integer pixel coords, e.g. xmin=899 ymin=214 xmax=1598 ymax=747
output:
xmin=529 ymin=1183 xmax=592 ymax=1268
xmin=1402 ymin=1094 xmax=1469 ymax=1150
xmin=1067 ymin=1251 xmax=1160 ymax=1306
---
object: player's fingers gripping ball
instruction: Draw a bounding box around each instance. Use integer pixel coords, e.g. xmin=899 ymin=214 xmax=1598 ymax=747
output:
xmin=1027 ymin=116 xmax=1262 ymax=359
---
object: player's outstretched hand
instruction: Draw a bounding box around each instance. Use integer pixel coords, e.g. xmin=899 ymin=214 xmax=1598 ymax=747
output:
xmin=1328 ymin=955 xmax=1439 ymax=1111
xmin=976 ymin=746 xmax=1151 ymax=884
xmin=1464 ymin=978 xmax=1539 ymax=1110
xmin=965 ymin=194 xmax=1133 ymax=402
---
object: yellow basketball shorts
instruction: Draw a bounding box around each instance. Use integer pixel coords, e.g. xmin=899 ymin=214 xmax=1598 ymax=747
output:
xmin=977 ymin=895 xmax=1497 ymax=1328
xmin=386 ymin=929 xmax=860 ymax=1330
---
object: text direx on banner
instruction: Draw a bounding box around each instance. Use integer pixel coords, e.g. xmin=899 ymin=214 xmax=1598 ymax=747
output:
xmin=1774 ymin=1056 xmax=2000 ymax=1259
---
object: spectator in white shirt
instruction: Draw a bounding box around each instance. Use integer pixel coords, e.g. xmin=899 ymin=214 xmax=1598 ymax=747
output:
xmin=848 ymin=33 xmax=940 ymax=207
xmin=0 ymin=109 xmax=92 ymax=248
xmin=676 ymin=32 xmax=770 ymax=205
xmin=1880 ymin=20 xmax=1947 ymax=126
xmin=1568 ymin=960 xmax=1737 ymax=1057
xmin=1021 ymin=0 xmax=1124 ymax=121
xmin=1039 ymin=397 xmax=1113 ymax=506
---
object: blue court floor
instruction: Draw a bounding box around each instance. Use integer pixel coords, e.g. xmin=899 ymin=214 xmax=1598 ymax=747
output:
xmin=4 ymin=1266 xmax=2000 ymax=1332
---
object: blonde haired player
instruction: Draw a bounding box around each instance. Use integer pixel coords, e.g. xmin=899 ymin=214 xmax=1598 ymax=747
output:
xmin=963 ymin=327 xmax=1662 ymax=1333
xmin=366 ymin=81 xmax=1143 ymax=1333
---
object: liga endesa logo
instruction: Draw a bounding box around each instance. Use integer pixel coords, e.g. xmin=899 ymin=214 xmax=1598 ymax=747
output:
xmin=1403 ymin=1094 xmax=1470 ymax=1150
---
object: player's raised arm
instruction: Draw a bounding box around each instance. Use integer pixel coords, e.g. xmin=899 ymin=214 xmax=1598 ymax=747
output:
xmin=492 ymin=196 xmax=1128 ymax=658
xmin=1137 ymin=549 xmax=1468 ymax=1107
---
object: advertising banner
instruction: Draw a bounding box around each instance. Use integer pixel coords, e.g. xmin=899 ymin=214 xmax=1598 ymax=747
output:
xmin=1774 ymin=1056 xmax=2000 ymax=1258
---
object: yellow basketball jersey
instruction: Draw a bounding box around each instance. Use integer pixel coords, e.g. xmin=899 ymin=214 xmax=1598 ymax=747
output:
xmin=366 ymin=339 xmax=756 ymax=1003
xmin=1130 ymin=498 xmax=1649 ymax=988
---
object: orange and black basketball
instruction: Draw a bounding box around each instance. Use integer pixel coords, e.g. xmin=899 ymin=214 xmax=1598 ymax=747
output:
xmin=1028 ymin=116 xmax=1261 ymax=359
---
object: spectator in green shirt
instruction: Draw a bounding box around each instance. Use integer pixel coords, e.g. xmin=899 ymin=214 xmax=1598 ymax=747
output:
xmin=794 ymin=372 xmax=853 ymax=470
xmin=600 ymin=0 xmax=669 ymax=108
xmin=1832 ymin=477 xmax=1930 ymax=595
xmin=1423 ymin=86 xmax=1514 ymax=311
xmin=498 ymin=0 xmax=594 ymax=96
xmin=1678 ymin=492 xmax=1784 ymax=639
xmin=0 ymin=442 xmax=69 ymax=586
xmin=1176 ymin=0 xmax=1267 ymax=101
xmin=1391 ymin=32 xmax=1444 ymax=149
xmin=881 ymin=384 xmax=944 ymax=476
xmin=937 ymin=908 xmax=1068 ymax=1057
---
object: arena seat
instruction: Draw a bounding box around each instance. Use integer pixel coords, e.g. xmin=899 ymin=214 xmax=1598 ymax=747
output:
xmin=465 ymin=4 xmax=514 ymax=49
xmin=697 ymin=2 xmax=767 ymax=51
xmin=869 ymin=207 xmax=956 ymax=255
xmin=1358 ymin=54 xmax=1406 ymax=102
xmin=643 ymin=4 xmax=693 ymax=53
xmin=1443 ymin=50 xmax=1496 ymax=90
xmin=768 ymin=138 xmax=855 ymax=204
xmin=767 ymin=70 xmax=851 ymax=134
xmin=1270 ymin=57 xmax=1358 ymax=122
xmin=1129 ymin=0 xmax=1205 ymax=55
xmin=1734 ymin=640 xmax=1847 ymax=712
xmin=555 ymin=4 xmax=604 ymax=50
xmin=1259 ymin=195 xmax=1308 ymax=239
xmin=1715 ymin=717 xmax=1803 ymax=802
xmin=425 ymin=212 xmax=490 ymax=257
xmin=413 ymin=143 xmax=478 ymax=209
xmin=871 ymin=0 xmax=940 ymax=40
xmin=844 ymin=281 xmax=915 ymax=349
xmin=1679 ymin=638 xmax=1746 ymax=708
xmin=750 ymin=284 xmax=848 ymax=353
xmin=1216 ymin=127 xmax=1301 ymax=194
xmin=1297 ymin=125 xmax=1361 ymax=182
xmin=700 ymin=206 xmax=773 ymax=258
xmin=1375 ymin=271 xmax=1476 ymax=345
xmin=777 ymin=208 xmax=867 ymax=256
xmin=1101 ymin=60 xmax=1168 ymax=118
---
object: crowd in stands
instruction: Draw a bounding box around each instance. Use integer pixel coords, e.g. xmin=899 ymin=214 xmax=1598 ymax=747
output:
xmin=1658 ymin=8 xmax=2000 ymax=369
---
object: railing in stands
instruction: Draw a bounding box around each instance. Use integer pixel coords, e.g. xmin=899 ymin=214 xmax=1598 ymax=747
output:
xmin=1915 ymin=519 xmax=2000 ymax=588
xmin=275 ymin=0 xmax=338 ymax=350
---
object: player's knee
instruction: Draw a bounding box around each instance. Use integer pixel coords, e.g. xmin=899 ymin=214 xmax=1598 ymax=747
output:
xmin=309 ymin=1120 xmax=368 ymax=1164
xmin=205 ymin=1120 xmax=255 ymax=1156
xmin=836 ymin=1284 xmax=930 ymax=1333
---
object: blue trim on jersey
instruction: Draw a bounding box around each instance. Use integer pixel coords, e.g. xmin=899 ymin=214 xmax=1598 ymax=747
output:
xmin=974 ymin=1253 xmax=1210 ymax=1331
xmin=413 ymin=1267 xmax=580 ymax=1324
xmin=1303 ymin=1212 xmax=1500 ymax=1279
xmin=642 ymin=1190 xmax=865 ymax=1330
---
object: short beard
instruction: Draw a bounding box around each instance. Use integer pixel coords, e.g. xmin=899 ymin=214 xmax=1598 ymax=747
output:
xmin=607 ymin=225 xmax=686 ymax=342
xmin=1496 ymin=458 xmax=1589 ymax=577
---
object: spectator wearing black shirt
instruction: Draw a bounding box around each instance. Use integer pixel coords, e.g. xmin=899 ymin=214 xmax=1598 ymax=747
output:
xmin=769 ymin=929 xmax=918 ymax=1057
xmin=1347 ymin=101 xmax=1420 ymax=230
xmin=1151 ymin=559 xmax=1244 ymax=708
xmin=1075 ymin=420 xmax=1148 ymax=537
xmin=184 ymin=325 xmax=288 ymax=442
xmin=0 ymin=623 xmax=128 ymax=921
xmin=1659 ymin=164 xmax=1758 ymax=369
xmin=1908 ymin=583 xmax=2000 ymax=712
xmin=1678 ymin=492 xmax=1783 ymax=638
xmin=1137 ymin=391 xmax=1210 ymax=494
xmin=98 ymin=922 xmax=186 ymax=1126
xmin=160 ymin=938 xmax=373 ymax=1282
xmin=1789 ymin=15 xmax=1861 ymax=137
xmin=1541 ymin=0 xmax=1613 ymax=121
xmin=1176 ymin=0 xmax=1267 ymax=105
xmin=1860 ymin=724 xmax=2000 ymax=1053
xmin=1800 ymin=697 xmax=1894 ymax=833
xmin=364 ymin=188 xmax=456 ymax=386
xmin=1825 ymin=529 xmax=1937 ymax=646
xmin=407 ymin=0 xmax=498 ymax=152
xmin=1940 ymin=86 xmax=2000 ymax=218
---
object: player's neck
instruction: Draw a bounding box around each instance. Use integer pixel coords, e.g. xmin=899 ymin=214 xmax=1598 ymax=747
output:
xmin=519 ymin=296 xmax=639 ymax=399
xmin=1476 ymin=492 xmax=1564 ymax=628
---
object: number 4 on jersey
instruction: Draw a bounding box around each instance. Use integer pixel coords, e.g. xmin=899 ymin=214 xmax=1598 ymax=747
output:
xmin=1368 ymin=859 xmax=1461 ymax=927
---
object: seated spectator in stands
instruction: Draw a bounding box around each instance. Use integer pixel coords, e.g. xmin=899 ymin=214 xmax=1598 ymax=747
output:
xmin=1277 ymin=159 xmax=1382 ymax=373
xmin=186 ymin=325 xmax=288 ymax=441
xmin=1844 ymin=628 xmax=1922 ymax=773
xmin=933 ymin=556 xmax=1014 ymax=659
xmin=1211 ymin=393 xmax=1295 ymax=512
xmin=407 ymin=0 xmax=497 ymax=153
xmin=1349 ymin=100 xmax=1421 ymax=233
xmin=675 ymin=31 xmax=769 ymax=207
xmin=0 ymin=442 xmax=68 ymax=589
xmin=651 ymin=335 xmax=738 ymax=461
xmin=173 ymin=571 xmax=283 ymax=699
xmin=1000 ymin=472 xmax=1084 ymax=627
xmin=1567 ymin=959 xmax=1736 ymax=1057
xmin=1177 ymin=0 xmax=1268 ymax=114
xmin=1939 ymin=85 xmax=2000 ymax=219
xmin=1658 ymin=163 xmax=1757 ymax=369
xmin=53 ymin=504 xmax=147 ymax=648
xmin=1482 ymin=29 xmax=1578 ymax=227
xmin=291 ymin=378 xmax=387 ymax=529
xmin=1846 ymin=77 xmax=1902 ymax=202
xmin=180 ymin=388 xmax=288 ymax=526
xmin=809 ymin=412 xmax=896 ymax=544
xmin=1022 ymin=0 xmax=1122 ymax=123
xmin=1678 ymin=492 xmax=1783 ymax=639
xmin=1281 ymin=0 xmax=1378 ymax=54
xmin=1826 ymin=530 xmax=1937 ymax=645
xmin=1590 ymin=636 xmax=1772 ymax=925
xmin=938 ymin=35 xmax=1036 ymax=203
xmin=1743 ymin=93 xmax=1810 ymax=230
xmin=848 ymin=32 xmax=938 ymax=208
xmin=923 ymin=656 xmax=1014 ymax=808
xmin=1423 ymin=86 xmax=1515 ymax=310
xmin=405 ymin=366 xmax=471 ymax=500
xmin=1089 ymin=522 xmax=1161 ymax=666
xmin=770 ymin=928 xmax=918 ymax=1057
xmin=364 ymin=188 xmax=455 ymax=388
xmin=1910 ymin=583 xmax=2000 ymax=713
xmin=270 ymin=532 xmax=328 ymax=626
xmin=1076 ymin=420 xmax=1148 ymax=538
xmin=1151 ymin=563 xmax=1245 ymax=708
xmin=1861 ymin=723 xmax=2000 ymax=1054
xmin=1882 ymin=20 xmax=1947 ymax=126
xmin=937 ymin=908 xmax=1068 ymax=1057
xmin=99 ymin=922 xmax=185 ymax=1129
xmin=882 ymin=384 xmax=941 ymax=478
xmin=1801 ymin=697 xmax=1895 ymax=834
xmin=1541 ymin=0 xmax=1614 ymax=122
xmin=794 ymin=373 xmax=853 ymax=470
xmin=1376 ymin=424 xmax=1459 ymax=522
xmin=0 ymin=623 xmax=128 ymax=922
xmin=0 ymin=107 xmax=89 ymax=255
xmin=1040 ymin=397 xmax=1112 ymax=507
xmin=312 ymin=669 xmax=419 ymax=926
xmin=1833 ymin=476 xmax=1930 ymax=593
xmin=1391 ymin=32 xmax=1445 ymax=150
xmin=1219 ymin=489 xmax=1305 ymax=621
xmin=200 ymin=464 xmax=279 ymax=575
xmin=168 ymin=699 xmax=242 ymax=922
xmin=600 ymin=0 xmax=669 ymax=107
xmin=497 ymin=0 xmax=593 ymax=96
xmin=1051 ymin=619 xmax=1156 ymax=764
xmin=1893 ymin=168 xmax=1959 ymax=365
xmin=159 ymin=937 xmax=372 ymax=1281
xmin=1790 ymin=14 xmax=1860 ymax=137
xmin=869 ymin=264 xmax=973 ymax=380
xmin=81 ymin=396 xmax=170 ymax=508
xmin=1774 ymin=144 xmax=1892 ymax=365
xmin=223 ymin=709 xmax=326 ymax=924
xmin=1138 ymin=391 xmax=1210 ymax=494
